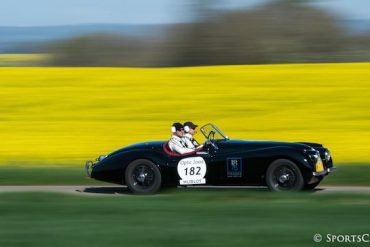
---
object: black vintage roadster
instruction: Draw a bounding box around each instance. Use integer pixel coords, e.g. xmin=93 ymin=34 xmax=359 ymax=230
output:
xmin=85 ymin=123 xmax=335 ymax=193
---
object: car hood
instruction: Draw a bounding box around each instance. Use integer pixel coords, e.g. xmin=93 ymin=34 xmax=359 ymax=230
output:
xmin=216 ymin=139 xmax=319 ymax=152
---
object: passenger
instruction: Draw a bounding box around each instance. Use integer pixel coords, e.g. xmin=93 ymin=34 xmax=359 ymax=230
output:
xmin=169 ymin=122 xmax=194 ymax=154
xmin=183 ymin=121 xmax=203 ymax=149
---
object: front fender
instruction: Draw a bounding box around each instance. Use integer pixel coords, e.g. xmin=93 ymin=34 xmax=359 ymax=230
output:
xmin=236 ymin=146 xmax=315 ymax=184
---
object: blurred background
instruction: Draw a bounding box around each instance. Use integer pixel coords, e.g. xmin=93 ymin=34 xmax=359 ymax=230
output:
xmin=0 ymin=0 xmax=370 ymax=170
xmin=1 ymin=0 xmax=370 ymax=66
xmin=1 ymin=3 xmax=370 ymax=247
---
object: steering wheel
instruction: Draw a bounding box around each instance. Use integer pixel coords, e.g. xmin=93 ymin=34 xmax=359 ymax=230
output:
xmin=204 ymin=132 xmax=218 ymax=150
xmin=207 ymin=130 xmax=216 ymax=141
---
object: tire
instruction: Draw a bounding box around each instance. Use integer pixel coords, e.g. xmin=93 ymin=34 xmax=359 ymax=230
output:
xmin=304 ymin=181 xmax=321 ymax=190
xmin=125 ymin=159 xmax=162 ymax=194
xmin=266 ymin=159 xmax=304 ymax=192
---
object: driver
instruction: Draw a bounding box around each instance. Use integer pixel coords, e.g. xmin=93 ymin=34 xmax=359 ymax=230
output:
xmin=183 ymin=121 xmax=203 ymax=149
xmin=169 ymin=122 xmax=195 ymax=154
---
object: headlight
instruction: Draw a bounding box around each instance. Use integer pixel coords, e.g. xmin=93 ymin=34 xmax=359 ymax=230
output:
xmin=306 ymin=150 xmax=319 ymax=164
xmin=324 ymin=150 xmax=331 ymax=161
xmin=96 ymin=155 xmax=107 ymax=162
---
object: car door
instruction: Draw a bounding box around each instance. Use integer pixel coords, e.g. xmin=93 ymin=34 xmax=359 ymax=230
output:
xmin=203 ymin=144 xmax=250 ymax=185
xmin=166 ymin=147 xmax=219 ymax=185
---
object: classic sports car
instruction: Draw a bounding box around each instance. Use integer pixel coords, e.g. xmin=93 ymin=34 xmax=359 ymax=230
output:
xmin=85 ymin=123 xmax=335 ymax=193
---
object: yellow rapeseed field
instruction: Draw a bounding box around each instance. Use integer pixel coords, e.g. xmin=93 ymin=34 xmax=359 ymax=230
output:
xmin=1 ymin=63 xmax=370 ymax=166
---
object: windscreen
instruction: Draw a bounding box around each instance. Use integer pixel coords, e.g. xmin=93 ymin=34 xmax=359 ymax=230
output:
xmin=200 ymin=123 xmax=227 ymax=140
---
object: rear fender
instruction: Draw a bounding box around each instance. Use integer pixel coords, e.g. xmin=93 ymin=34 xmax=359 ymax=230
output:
xmin=98 ymin=150 xmax=169 ymax=184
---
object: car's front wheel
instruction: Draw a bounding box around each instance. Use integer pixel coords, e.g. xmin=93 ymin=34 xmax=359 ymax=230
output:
xmin=125 ymin=159 xmax=162 ymax=194
xmin=266 ymin=159 xmax=304 ymax=192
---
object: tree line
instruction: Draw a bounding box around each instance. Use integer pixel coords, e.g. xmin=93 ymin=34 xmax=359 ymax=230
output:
xmin=46 ymin=1 xmax=370 ymax=67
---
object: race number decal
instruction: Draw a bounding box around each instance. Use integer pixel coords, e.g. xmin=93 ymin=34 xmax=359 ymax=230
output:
xmin=177 ymin=157 xmax=207 ymax=185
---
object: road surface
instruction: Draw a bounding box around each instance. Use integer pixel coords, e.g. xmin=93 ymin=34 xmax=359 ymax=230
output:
xmin=0 ymin=185 xmax=370 ymax=196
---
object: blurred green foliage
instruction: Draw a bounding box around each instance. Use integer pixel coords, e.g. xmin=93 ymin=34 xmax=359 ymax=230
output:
xmin=0 ymin=191 xmax=369 ymax=247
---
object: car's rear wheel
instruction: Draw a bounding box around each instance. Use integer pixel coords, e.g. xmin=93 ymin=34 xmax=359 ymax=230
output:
xmin=125 ymin=159 xmax=162 ymax=194
xmin=266 ymin=159 xmax=304 ymax=192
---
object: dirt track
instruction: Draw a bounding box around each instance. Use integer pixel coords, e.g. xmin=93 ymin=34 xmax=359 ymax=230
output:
xmin=0 ymin=185 xmax=370 ymax=196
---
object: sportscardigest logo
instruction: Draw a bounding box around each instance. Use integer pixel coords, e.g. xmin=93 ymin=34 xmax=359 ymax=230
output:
xmin=313 ymin=233 xmax=370 ymax=243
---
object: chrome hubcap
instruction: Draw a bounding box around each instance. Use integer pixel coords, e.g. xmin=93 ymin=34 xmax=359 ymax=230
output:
xmin=273 ymin=165 xmax=297 ymax=190
xmin=132 ymin=165 xmax=155 ymax=189
xmin=279 ymin=174 xmax=289 ymax=183
xmin=137 ymin=173 xmax=147 ymax=183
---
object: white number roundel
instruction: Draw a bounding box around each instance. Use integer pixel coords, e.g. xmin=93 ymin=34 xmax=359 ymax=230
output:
xmin=177 ymin=157 xmax=207 ymax=185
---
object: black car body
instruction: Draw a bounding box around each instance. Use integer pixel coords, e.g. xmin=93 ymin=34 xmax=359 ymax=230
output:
xmin=85 ymin=123 xmax=335 ymax=193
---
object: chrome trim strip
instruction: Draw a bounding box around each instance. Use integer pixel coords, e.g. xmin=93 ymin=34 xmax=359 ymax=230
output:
xmin=328 ymin=167 xmax=337 ymax=172
xmin=313 ymin=170 xmax=328 ymax=176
